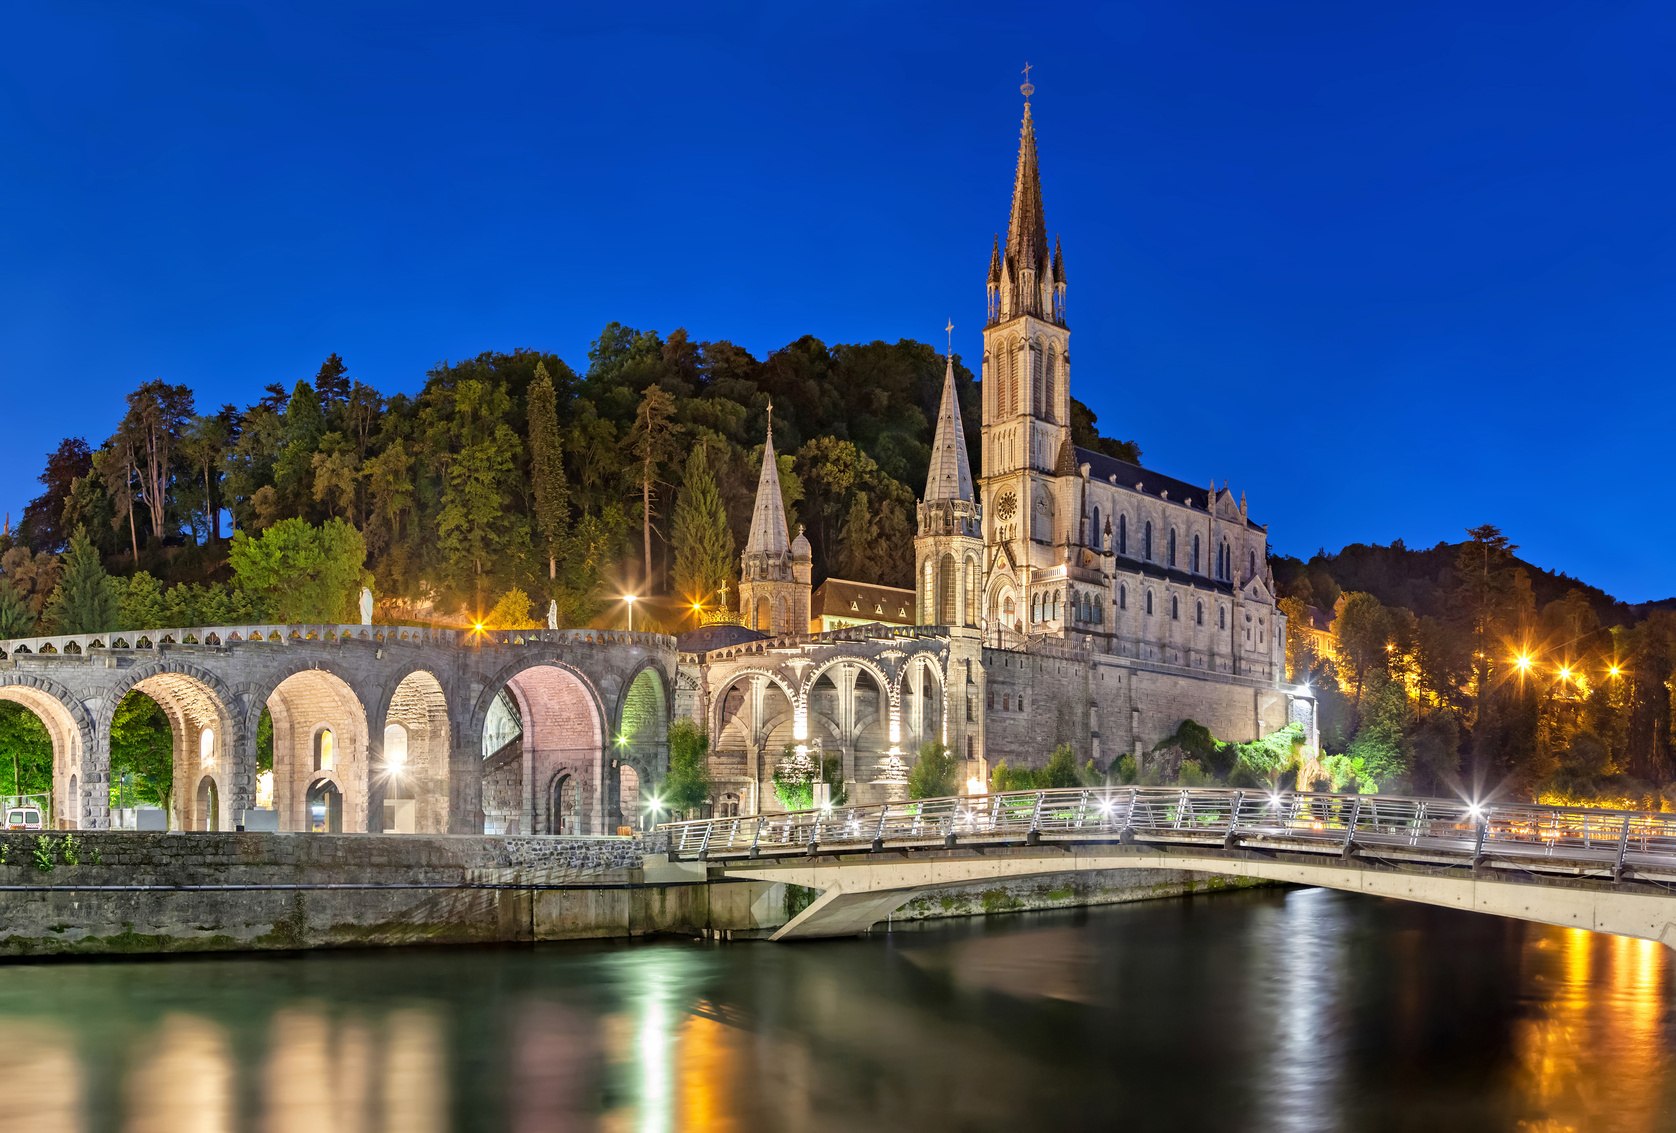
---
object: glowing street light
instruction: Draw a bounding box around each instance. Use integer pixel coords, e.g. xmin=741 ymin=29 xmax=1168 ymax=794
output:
xmin=1609 ymin=664 xmax=1623 ymax=679
xmin=1558 ymin=665 xmax=1573 ymax=682
xmin=622 ymin=593 xmax=637 ymax=632
xmin=1513 ymin=653 xmax=1533 ymax=673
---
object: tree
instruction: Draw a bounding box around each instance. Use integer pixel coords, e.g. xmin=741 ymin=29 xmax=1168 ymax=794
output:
xmin=670 ymin=444 xmax=735 ymax=610
xmin=483 ymin=588 xmax=538 ymax=630
xmin=19 ymin=438 xmax=93 ymax=554
xmin=663 ymin=718 xmax=712 ymax=817
xmin=228 ymin=518 xmax=370 ymax=624
xmin=908 ymin=742 xmax=958 ymax=799
xmin=0 ymin=703 xmax=52 ymax=797
xmin=179 ymin=413 xmax=231 ymax=545
xmin=44 ymin=527 xmax=116 ymax=634
xmin=117 ymin=379 xmax=195 ymax=545
xmin=527 ymin=363 xmax=570 ymax=580
xmin=628 ymin=384 xmax=678 ymax=590
xmin=0 ymin=580 xmax=34 ymax=638
xmin=1333 ymin=592 xmax=1391 ymax=726
xmin=435 ymin=380 xmax=523 ymax=608
xmin=314 ymin=353 xmax=351 ymax=412
xmin=110 ymin=691 xmax=173 ymax=812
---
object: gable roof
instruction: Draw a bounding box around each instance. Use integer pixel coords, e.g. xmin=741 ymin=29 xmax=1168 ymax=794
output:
xmin=1074 ymin=446 xmax=1265 ymax=532
xmin=812 ymin=578 xmax=916 ymax=625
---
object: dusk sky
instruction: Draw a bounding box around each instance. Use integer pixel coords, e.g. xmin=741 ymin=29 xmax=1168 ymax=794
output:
xmin=3 ymin=1 xmax=1674 ymax=600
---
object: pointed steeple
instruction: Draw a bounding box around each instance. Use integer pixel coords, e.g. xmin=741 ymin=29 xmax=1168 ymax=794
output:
xmin=924 ymin=352 xmax=975 ymax=504
xmin=1003 ymin=94 xmax=1051 ymax=317
xmin=988 ymin=234 xmax=1002 ymax=285
xmin=745 ymin=410 xmax=791 ymax=556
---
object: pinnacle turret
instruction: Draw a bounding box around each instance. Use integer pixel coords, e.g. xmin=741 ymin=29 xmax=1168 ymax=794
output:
xmin=744 ymin=416 xmax=790 ymax=557
xmin=924 ymin=353 xmax=975 ymax=505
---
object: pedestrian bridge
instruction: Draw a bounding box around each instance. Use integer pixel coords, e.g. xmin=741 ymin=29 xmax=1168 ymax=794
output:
xmin=658 ymin=788 xmax=1676 ymax=944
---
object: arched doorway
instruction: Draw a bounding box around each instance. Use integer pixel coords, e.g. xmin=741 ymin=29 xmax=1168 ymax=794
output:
xmin=266 ymin=669 xmax=369 ymax=833
xmin=196 ymin=775 xmax=219 ymax=832
xmin=380 ymin=671 xmax=450 ymax=833
xmin=714 ymin=675 xmax=796 ymax=816
xmin=548 ymin=773 xmax=578 ymax=836
xmin=482 ymin=664 xmax=602 ymax=836
xmin=0 ymin=689 xmax=74 ymax=827
xmin=306 ymin=778 xmax=343 ymax=833
xmin=616 ymin=668 xmax=667 ymax=832
xmin=617 ymin=765 xmax=640 ymax=833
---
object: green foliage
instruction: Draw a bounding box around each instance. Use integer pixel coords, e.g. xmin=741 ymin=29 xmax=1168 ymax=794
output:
xmin=1113 ymin=754 xmax=1138 ymax=785
xmin=663 ymin=718 xmax=712 ymax=816
xmin=61 ymin=834 xmax=80 ymax=866
xmin=257 ymin=707 xmax=274 ymax=773
xmin=821 ymin=754 xmax=848 ymax=808
xmin=1177 ymin=759 xmax=1214 ymax=787
xmin=0 ymin=703 xmax=53 ymax=795
xmin=1039 ymin=743 xmax=1081 ymax=788
xmin=527 ymin=363 xmax=570 ymax=579
xmin=483 ymin=588 xmax=538 ymax=630
xmin=110 ymin=692 xmax=173 ymax=810
xmin=0 ymin=579 xmax=35 ymax=638
xmin=671 ymin=444 xmax=735 ymax=608
xmin=229 ymin=517 xmax=369 ymax=623
xmin=31 ymin=836 xmax=53 ymax=873
xmin=108 ymin=571 xmax=266 ymax=631
xmin=908 ymin=742 xmax=959 ymax=799
xmin=772 ymin=746 xmax=817 ymax=812
xmin=43 ymin=526 xmax=116 ymax=633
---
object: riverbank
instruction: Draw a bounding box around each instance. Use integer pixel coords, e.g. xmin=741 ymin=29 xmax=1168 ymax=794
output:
xmin=0 ymin=831 xmax=1267 ymax=955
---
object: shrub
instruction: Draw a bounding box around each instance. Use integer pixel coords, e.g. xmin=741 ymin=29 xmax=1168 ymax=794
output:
xmin=773 ymin=746 xmax=818 ymax=811
xmin=662 ymin=718 xmax=711 ymax=817
xmin=909 ymin=743 xmax=958 ymax=799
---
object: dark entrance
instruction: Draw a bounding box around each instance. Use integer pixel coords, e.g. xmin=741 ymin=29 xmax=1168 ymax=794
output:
xmin=196 ymin=775 xmax=219 ymax=831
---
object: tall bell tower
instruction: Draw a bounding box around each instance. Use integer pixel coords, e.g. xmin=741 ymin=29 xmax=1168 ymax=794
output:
xmin=979 ymin=68 xmax=1071 ymax=632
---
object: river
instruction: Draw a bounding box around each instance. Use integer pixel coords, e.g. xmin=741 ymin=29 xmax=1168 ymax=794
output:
xmin=0 ymin=887 xmax=1671 ymax=1132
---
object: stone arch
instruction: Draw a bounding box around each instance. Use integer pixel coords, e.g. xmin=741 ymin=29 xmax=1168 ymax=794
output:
xmin=104 ymin=662 xmax=243 ymax=833
xmin=377 ymin=669 xmax=450 ymax=834
xmin=257 ymin=667 xmax=370 ymax=833
xmin=897 ymin=653 xmax=946 ymax=753
xmin=613 ymin=664 xmax=669 ymax=833
xmin=0 ymin=675 xmax=93 ymax=829
xmin=713 ymin=670 xmax=798 ymax=762
xmin=986 ymin=571 xmax=1020 ymax=634
xmin=475 ymin=659 xmax=606 ymax=836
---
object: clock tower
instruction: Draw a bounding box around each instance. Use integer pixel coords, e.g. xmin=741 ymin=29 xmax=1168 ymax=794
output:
xmin=979 ymin=72 xmax=1070 ymax=636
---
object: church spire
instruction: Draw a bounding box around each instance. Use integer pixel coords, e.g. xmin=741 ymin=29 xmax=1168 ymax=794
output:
xmin=744 ymin=409 xmax=790 ymax=556
xmin=924 ymin=347 xmax=974 ymax=505
xmin=997 ymin=66 xmax=1056 ymax=324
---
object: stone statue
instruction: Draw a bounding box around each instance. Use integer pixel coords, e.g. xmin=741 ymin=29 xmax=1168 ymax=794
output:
xmin=359 ymin=587 xmax=373 ymax=626
xmin=546 ymin=600 xmax=558 ymax=630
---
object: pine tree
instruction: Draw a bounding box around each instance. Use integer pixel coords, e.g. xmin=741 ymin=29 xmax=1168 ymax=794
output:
xmin=628 ymin=385 xmax=678 ymax=591
xmin=0 ymin=579 xmax=34 ymax=639
xmin=671 ymin=444 xmax=735 ymax=610
xmin=527 ymin=363 xmax=570 ymax=579
xmin=314 ymin=353 xmax=350 ymax=411
xmin=45 ymin=526 xmax=116 ymax=633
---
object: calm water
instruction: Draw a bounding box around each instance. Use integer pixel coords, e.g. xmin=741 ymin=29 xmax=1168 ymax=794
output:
xmin=0 ymin=888 xmax=1673 ymax=1132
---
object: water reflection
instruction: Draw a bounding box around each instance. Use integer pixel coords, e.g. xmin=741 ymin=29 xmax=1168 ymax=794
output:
xmin=0 ymin=891 xmax=1670 ymax=1131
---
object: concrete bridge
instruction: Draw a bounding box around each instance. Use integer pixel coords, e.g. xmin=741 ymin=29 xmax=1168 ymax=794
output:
xmin=659 ymin=787 xmax=1676 ymax=944
xmin=0 ymin=624 xmax=676 ymax=835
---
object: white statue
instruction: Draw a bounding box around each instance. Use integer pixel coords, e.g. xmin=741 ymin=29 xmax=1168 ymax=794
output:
xmin=359 ymin=587 xmax=374 ymax=626
xmin=546 ymin=600 xmax=558 ymax=630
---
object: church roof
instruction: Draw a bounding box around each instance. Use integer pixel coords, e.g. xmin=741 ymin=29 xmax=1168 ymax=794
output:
xmin=744 ymin=419 xmax=791 ymax=556
xmin=812 ymin=578 xmax=916 ymax=626
xmin=676 ymin=624 xmax=767 ymax=653
xmin=1074 ymin=446 xmax=1266 ymax=532
xmin=924 ymin=353 xmax=974 ymax=504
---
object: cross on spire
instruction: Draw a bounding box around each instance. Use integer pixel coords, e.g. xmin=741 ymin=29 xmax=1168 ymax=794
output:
xmin=1021 ymin=61 xmax=1034 ymax=100
xmin=945 ymin=319 xmax=954 ymax=356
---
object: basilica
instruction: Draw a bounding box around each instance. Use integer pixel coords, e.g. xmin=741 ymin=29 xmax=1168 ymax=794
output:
xmin=679 ymin=85 xmax=1310 ymax=815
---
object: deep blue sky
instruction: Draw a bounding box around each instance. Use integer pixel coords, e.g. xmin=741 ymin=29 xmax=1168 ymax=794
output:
xmin=3 ymin=2 xmax=1674 ymax=601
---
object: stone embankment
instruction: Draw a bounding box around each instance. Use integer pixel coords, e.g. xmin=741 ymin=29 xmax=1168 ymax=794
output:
xmin=0 ymin=831 xmax=1261 ymax=955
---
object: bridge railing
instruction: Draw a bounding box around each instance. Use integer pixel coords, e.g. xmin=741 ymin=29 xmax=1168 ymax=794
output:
xmin=657 ymin=787 xmax=1676 ymax=878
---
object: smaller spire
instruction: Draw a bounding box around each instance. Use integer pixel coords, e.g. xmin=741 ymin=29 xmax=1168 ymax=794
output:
xmin=988 ymin=235 xmax=1001 ymax=284
xmin=744 ymin=418 xmax=791 ymax=557
xmin=924 ymin=351 xmax=975 ymax=505
xmin=1053 ymin=234 xmax=1065 ymax=284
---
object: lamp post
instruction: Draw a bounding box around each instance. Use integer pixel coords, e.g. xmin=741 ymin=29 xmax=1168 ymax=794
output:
xmin=623 ymin=594 xmax=636 ymax=632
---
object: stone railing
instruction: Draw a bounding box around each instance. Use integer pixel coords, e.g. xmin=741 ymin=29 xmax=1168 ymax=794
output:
xmin=692 ymin=622 xmax=954 ymax=662
xmin=0 ymin=624 xmax=673 ymax=660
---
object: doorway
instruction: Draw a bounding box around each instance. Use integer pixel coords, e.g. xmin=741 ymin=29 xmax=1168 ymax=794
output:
xmin=306 ymin=778 xmax=343 ymax=833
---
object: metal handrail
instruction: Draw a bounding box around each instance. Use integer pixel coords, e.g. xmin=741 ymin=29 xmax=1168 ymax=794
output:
xmin=657 ymin=787 xmax=1676 ymax=878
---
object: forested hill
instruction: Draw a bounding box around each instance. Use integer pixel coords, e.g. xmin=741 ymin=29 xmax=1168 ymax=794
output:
xmin=0 ymin=325 xmax=1141 ymax=632
xmin=1272 ymin=539 xmax=1641 ymax=627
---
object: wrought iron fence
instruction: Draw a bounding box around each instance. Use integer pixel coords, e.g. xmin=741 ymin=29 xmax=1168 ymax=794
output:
xmin=657 ymin=787 xmax=1676 ymax=879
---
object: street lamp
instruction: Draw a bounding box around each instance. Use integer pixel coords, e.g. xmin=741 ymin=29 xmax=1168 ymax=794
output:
xmin=622 ymin=594 xmax=636 ymax=632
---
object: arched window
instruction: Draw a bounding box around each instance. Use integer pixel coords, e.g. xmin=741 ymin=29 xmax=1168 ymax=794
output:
xmin=1091 ymin=507 xmax=1101 ymax=548
xmin=1003 ymin=595 xmax=1015 ymax=620
xmin=1169 ymin=529 xmax=1177 ymax=567
xmin=1031 ymin=594 xmax=1041 ymax=623
xmin=1031 ymin=343 xmax=1044 ymax=410
xmin=1171 ymin=595 xmax=1179 ymax=620
xmin=1219 ymin=606 xmax=1227 ymax=629
xmin=1145 ymin=590 xmax=1154 ymax=616
xmin=1249 ymin=550 xmax=1257 ymax=577
xmin=1119 ymin=584 xmax=1127 ymax=610
xmin=314 ymin=728 xmax=336 ymax=773
xmin=1119 ymin=515 xmax=1128 ymax=555
xmin=1052 ymin=590 xmax=1062 ymax=620
xmin=1193 ymin=534 xmax=1201 ymax=573
xmin=199 ymin=729 xmax=215 ymax=763
xmin=384 ymin=723 xmax=408 ymax=770
xmin=1196 ymin=601 xmax=1204 ymax=626
xmin=1043 ymin=346 xmax=1056 ymax=422
xmin=1144 ymin=521 xmax=1153 ymax=561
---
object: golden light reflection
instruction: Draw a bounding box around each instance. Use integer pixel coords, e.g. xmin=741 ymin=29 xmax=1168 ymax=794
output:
xmin=0 ymin=1021 xmax=82 ymax=1133
xmin=676 ymin=1009 xmax=744 ymax=1133
xmin=383 ymin=1008 xmax=446 ymax=1133
xmin=126 ymin=1013 xmax=235 ymax=1133
xmin=261 ymin=1005 xmax=446 ymax=1133
xmin=1512 ymin=928 xmax=1671 ymax=1132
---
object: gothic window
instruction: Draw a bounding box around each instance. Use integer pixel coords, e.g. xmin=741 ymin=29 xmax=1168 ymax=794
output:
xmin=1091 ymin=507 xmax=1100 ymax=548
xmin=1031 ymin=344 xmax=1044 ymax=412
xmin=1044 ymin=346 xmax=1056 ymax=422
xmin=1144 ymin=521 xmax=1153 ymax=561
xmin=1119 ymin=584 xmax=1127 ymax=610
xmin=1009 ymin=343 xmax=1021 ymax=415
xmin=1249 ymin=550 xmax=1257 ymax=578
xmin=1219 ymin=606 xmax=1226 ymax=629
xmin=1171 ymin=595 xmax=1179 ymax=620
xmin=987 ymin=688 xmax=994 ymax=709
xmin=1119 ymin=515 xmax=1128 ymax=555
xmin=1052 ymin=590 xmax=1062 ymax=620
xmin=1196 ymin=601 xmax=1204 ymax=626
xmin=1169 ymin=529 xmax=1177 ymax=567
xmin=1003 ymin=595 xmax=1015 ymax=620
xmin=1193 ymin=534 xmax=1201 ymax=573
xmin=1145 ymin=590 xmax=1154 ymax=616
